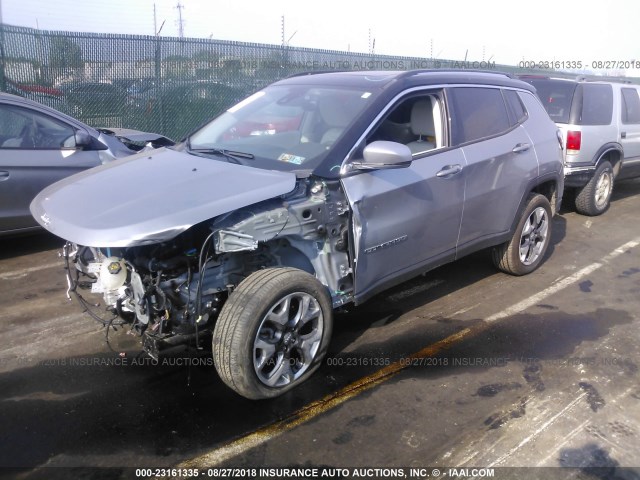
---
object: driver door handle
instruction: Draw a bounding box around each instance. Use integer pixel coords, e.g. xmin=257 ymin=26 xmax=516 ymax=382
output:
xmin=512 ymin=143 xmax=531 ymax=153
xmin=436 ymin=164 xmax=462 ymax=178
xmin=0 ymin=171 xmax=10 ymax=181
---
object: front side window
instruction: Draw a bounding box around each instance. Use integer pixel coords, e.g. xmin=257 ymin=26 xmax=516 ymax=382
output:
xmin=621 ymin=88 xmax=640 ymax=124
xmin=0 ymin=104 xmax=76 ymax=149
xmin=187 ymin=84 xmax=374 ymax=172
xmin=449 ymin=87 xmax=510 ymax=145
xmin=364 ymin=91 xmax=444 ymax=156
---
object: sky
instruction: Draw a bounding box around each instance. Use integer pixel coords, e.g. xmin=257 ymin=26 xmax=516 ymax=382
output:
xmin=1 ymin=0 xmax=639 ymax=73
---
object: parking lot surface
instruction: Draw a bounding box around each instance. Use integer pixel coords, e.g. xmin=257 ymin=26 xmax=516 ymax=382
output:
xmin=1 ymin=179 xmax=639 ymax=479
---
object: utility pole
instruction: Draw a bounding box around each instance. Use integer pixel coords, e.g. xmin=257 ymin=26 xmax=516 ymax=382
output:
xmin=280 ymin=16 xmax=296 ymax=47
xmin=368 ymin=29 xmax=376 ymax=55
xmin=175 ymin=2 xmax=185 ymax=38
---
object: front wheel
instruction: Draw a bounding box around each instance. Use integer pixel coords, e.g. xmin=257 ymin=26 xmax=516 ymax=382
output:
xmin=575 ymin=161 xmax=614 ymax=216
xmin=492 ymin=193 xmax=552 ymax=276
xmin=213 ymin=268 xmax=333 ymax=400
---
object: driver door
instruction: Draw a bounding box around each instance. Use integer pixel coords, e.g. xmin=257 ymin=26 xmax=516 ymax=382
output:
xmin=340 ymin=92 xmax=466 ymax=302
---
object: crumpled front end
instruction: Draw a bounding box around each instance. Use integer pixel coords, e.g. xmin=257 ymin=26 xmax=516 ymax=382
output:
xmin=58 ymin=176 xmax=353 ymax=360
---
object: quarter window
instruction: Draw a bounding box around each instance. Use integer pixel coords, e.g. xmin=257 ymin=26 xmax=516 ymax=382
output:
xmin=621 ymin=88 xmax=640 ymax=124
xmin=449 ymin=87 xmax=510 ymax=145
xmin=504 ymin=90 xmax=528 ymax=125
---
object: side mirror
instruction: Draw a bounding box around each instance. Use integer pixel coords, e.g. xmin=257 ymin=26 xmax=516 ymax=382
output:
xmin=74 ymin=130 xmax=92 ymax=148
xmin=350 ymin=141 xmax=412 ymax=171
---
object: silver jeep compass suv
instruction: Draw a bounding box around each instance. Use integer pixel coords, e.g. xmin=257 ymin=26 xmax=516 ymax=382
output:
xmin=31 ymin=70 xmax=564 ymax=399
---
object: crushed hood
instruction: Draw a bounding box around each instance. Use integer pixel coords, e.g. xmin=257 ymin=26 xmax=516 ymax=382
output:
xmin=30 ymin=148 xmax=296 ymax=247
xmin=98 ymin=127 xmax=175 ymax=148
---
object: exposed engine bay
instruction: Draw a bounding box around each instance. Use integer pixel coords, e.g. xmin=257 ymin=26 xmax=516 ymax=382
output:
xmin=63 ymin=178 xmax=353 ymax=359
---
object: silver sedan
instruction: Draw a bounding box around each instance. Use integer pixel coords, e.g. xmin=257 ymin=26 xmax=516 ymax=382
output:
xmin=0 ymin=92 xmax=171 ymax=236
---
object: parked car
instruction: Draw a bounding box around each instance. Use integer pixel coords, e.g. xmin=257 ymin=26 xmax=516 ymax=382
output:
xmin=0 ymin=92 xmax=173 ymax=236
xmin=31 ymin=70 xmax=564 ymax=399
xmin=125 ymin=80 xmax=250 ymax=140
xmin=5 ymin=78 xmax=70 ymax=112
xmin=520 ymin=75 xmax=640 ymax=215
xmin=60 ymin=81 xmax=128 ymax=118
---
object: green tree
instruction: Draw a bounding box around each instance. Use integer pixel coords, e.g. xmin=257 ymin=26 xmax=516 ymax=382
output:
xmin=192 ymin=49 xmax=221 ymax=63
xmin=49 ymin=37 xmax=84 ymax=70
xmin=164 ymin=55 xmax=191 ymax=80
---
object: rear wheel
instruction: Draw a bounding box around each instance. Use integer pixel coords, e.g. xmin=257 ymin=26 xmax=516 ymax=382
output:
xmin=213 ymin=268 xmax=333 ymax=400
xmin=492 ymin=193 xmax=552 ymax=276
xmin=575 ymin=161 xmax=613 ymax=216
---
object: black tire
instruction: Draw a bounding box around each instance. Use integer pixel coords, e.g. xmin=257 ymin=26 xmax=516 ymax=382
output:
xmin=212 ymin=267 xmax=333 ymax=400
xmin=492 ymin=193 xmax=552 ymax=276
xmin=575 ymin=161 xmax=614 ymax=216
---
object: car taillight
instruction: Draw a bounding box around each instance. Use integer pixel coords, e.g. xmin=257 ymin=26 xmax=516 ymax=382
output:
xmin=566 ymin=130 xmax=581 ymax=151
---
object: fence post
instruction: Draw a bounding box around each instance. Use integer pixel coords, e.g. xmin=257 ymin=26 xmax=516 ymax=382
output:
xmin=154 ymin=35 xmax=165 ymax=135
xmin=0 ymin=14 xmax=6 ymax=91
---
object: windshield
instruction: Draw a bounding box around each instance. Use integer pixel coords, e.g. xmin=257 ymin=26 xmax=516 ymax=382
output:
xmin=187 ymin=84 xmax=374 ymax=172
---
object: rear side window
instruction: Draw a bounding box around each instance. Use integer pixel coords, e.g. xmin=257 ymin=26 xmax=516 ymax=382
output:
xmin=503 ymin=90 xmax=528 ymax=125
xmin=524 ymin=79 xmax=576 ymax=123
xmin=449 ymin=87 xmax=510 ymax=145
xmin=621 ymin=88 xmax=640 ymax=124
xmin=579 ymin=84 xmax=613 ymax=125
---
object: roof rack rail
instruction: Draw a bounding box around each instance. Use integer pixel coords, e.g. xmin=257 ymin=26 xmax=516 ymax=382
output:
xmin=285 ymin=69 xmax=516 ymax=80
xmin=399 ymin=69 xmax=514 ymax=79
xmin=285 ymin=70 xmax=352 ymax=78
xmin=584 ymin=77 xmax=635 ymax=84
xmin=517 ymin=74 xmax=551 ymax=80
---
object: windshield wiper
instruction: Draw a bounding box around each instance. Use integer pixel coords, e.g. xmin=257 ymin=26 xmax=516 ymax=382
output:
xmin=189 ymin=147 xmax=255 ymax=164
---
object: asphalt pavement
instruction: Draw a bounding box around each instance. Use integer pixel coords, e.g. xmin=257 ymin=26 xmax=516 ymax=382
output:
xmin=1 ymin=179 xmax=639 ymax=480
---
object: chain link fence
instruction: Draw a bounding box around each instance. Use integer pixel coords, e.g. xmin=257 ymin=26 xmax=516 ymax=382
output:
xmin=1 ymin=24 xmax=635 ymax=141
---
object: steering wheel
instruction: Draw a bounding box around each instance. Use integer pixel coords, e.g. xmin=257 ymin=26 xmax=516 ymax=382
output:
xmin=20 ymin=122 xmax=42 ymax=148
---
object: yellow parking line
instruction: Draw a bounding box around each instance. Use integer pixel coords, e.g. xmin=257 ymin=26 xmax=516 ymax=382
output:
xmin=178 ymin=237 xmax=640 ymax=470
xmin=180 ymin=326 xmax=479 ymax=469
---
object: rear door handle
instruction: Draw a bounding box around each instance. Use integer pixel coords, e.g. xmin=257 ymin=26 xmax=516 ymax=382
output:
xmin=621 ymin=132 xmax=627 ymax=139
xmin=436 ymin=164 xmax=462 ymax=178
xmin=512 ymin=143 xmax=530 ymax=153
xmin=0 ymin=171 xmax=10 ymax=181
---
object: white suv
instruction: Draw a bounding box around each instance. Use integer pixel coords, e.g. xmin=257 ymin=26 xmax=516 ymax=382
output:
xmin=521 ymin=76 xmax=640 ymax=215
